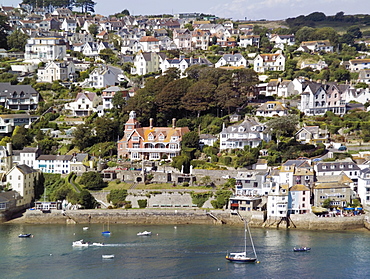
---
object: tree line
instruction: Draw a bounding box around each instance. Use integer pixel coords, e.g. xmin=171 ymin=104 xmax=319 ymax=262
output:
xmin=21 ymin=0 xmax=96 ymax=13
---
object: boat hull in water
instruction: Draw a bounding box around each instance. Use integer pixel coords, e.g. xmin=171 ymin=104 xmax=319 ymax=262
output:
xmin=226 ymin=252 xmax=256 ymax=263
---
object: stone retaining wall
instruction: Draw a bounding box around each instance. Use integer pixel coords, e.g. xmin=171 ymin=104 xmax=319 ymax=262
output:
xmin=15 ymin=209 xmax=368 ymax=231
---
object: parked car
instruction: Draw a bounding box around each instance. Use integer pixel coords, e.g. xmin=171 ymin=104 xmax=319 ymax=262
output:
xmin=338 ymin=146 xmax=347 ymax=151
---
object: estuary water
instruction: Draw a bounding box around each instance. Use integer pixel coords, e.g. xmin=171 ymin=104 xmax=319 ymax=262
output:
xmin=0 ymin=223 xmax=369 ymax=279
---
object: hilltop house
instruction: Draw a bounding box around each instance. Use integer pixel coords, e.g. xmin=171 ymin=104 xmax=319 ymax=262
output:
xmin=117 ymin=111 xmax=190 ymax=161
xmin=253 ymin=52 xmax=285 ymax=73
xmin=239 ymin=35 xmax=260 ymax=48
xmin=84 ymin=65 xmax=123 ymax=88
xmin=139 ymin=36 xmax=160 ymax=52
xmin=215 ymin=53 xmax=248 ymax=68
xmin=297 ymin=40 xmax=334 ymax=53
xmin=64 ymin=92 xmax=101 ymax=116
xmin=25 ymin=36 xmax=67 ymax=62
xmin=0 ymin=114 xmax=40 ymax=136
xmin=0 ymin=83 xmax=41 ymax=111
xmin=160 ymin=56 xmax=212 ymax=77
xmin=295 ymin=126 xmax=329 ymax=145
xmin=37 ymin=60 xmax=75 ymax=83
xmin=256 ymin=101 xmax=288 ymax=117
xmin=219 ymin=116 xmax=270 ymax=151
xmin=131 ymin=51 xmax=167 ymax=76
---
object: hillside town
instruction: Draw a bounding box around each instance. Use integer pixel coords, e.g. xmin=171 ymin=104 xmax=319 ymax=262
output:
xmin=1 ymin=3 xmax=370 ymax=228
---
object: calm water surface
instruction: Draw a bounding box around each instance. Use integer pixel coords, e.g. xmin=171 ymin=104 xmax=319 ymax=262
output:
xmin=0 ymin=223 xmax=369 ymax=279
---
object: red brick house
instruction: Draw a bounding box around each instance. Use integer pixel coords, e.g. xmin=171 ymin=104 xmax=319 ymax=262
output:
xmin=117 ymin=111 xmax=190 ymax=161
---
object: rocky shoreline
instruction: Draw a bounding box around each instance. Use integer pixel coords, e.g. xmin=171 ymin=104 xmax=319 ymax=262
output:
xmin=5 ymin=209 xmax=370 ymax=231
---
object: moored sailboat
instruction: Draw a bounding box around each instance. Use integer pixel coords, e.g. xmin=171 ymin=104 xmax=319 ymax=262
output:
xmin=226 ymin=219 xmax=258 ymax=263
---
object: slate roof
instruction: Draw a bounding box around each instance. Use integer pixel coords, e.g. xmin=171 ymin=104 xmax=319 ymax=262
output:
xmin=0 ymin=83 xmax=38 ymax=97
xmin=316 ymin=160 xmax=360 ymax=172
xmin=37 ymin=155 xmax=73 ymax=161
xmin=17 ymin=164 xmax=38 ymax=175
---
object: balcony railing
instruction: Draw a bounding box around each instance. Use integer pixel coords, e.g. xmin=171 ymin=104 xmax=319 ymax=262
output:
xmin=127 ymin=147 xmax=180 ymax=152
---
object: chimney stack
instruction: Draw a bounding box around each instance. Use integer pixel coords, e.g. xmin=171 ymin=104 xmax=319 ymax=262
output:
xmin=149 ymin=118 xmax=153 ymax=129
xmin=172 ymin=118 xmax=176 ymax=128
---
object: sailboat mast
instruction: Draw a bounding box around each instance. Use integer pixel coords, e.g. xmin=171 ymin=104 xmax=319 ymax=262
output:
xmin=244 ymin=221 xmax=247 ymax=254
xmin=247 ymin=221 xmax=258 ymax=259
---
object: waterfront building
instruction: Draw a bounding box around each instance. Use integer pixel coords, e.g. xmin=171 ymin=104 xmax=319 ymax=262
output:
xmin=313 ymin=173 xmax=353 ymax=209
xmin=315 ymin=158 xmax=361 ymax=193
xmin=266 ymin=183 xmax=289 ymax=221
xmin=288 ymin=184 xmax=311 ymax=214
xmin=6 ymin=164 xmax=39 ymax=207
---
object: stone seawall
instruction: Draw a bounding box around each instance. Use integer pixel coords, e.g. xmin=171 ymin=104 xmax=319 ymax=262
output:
xmin=10 ymin=209 xmax=369 ymax=231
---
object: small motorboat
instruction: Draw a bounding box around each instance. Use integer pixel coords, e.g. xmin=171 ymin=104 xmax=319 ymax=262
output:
xmin=18 ymin=234 xmax=33 ymax=238
xmin=293 ymin=247 xmax=311 ymax=252
xmin=102 ymin=254 xmax=114 ymax=259
xmin=83 ymin=227 xmax=89 ymax=230
xmin=137 ymin=231 xmax=152 ymax=236
xmin=102 ymin=231 xmax=111 ymax=236
xmin=72 ymin=239 xmax=90 ymax=247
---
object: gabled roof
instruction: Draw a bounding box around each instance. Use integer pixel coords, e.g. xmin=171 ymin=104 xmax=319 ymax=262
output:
xmin=15 ymin=164 xmax=38 ymax=175
xmin=140 ymin=36 xmax=159 ymax=42
xmin=257 ymin=53 xmax=283 ymax=62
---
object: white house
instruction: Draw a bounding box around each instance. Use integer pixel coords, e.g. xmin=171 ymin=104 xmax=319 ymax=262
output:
xmin=348 ymin=59 xmax=370 ymax=72
xmin=139 ymin=36 xmax=160 ymax=52
xmin=269 ymin=34 xmax=295 ymax=50
xmin=215 ymin=53 xmax=248 ymax=68
xmin=85 ymin=65 xmax=123 ymax=88
xmin=25 ymin=36 xmax=67 ymax=62
xmin=61 ymin=18 xmax=77 ymax=33
xmin=288 ymin=184 xmax=311 ymax=214
xmin=0 ymin=83 xmax=41 ymax=111
xmin=0 ymin=114 xmax=39 ymax=134
xmin=357 ymin=168 xmax=370 ymax=206
xmin=131 ymin=51 xmax=166 ymax=76
xmin=219 ymin=116 xmax=270 ymax=150
xmin=36 ymin=154 xmax=73 ymax=174
xmin=256 ymin=101 xmax=288 ymax=117
xmin=64 ymin=92 xmax=101 ymax=116
xmin=160 ymin=56 xmax=212 ymax=77
xmin=37 ymin=60 xmax=75 ymax=83
xmin=173 ymin=29 xmax=192 ymax=50
xmin=253 ymin=52 xmax=285 ymax=73
xmin=267 ymin=184 xmax=289 ymax=220
xmin=239 ymin=35 xmax=260 ymax=48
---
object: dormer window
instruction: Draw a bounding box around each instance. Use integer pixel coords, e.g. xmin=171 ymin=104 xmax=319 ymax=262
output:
xmin=349 ymin=164 xmax=353 ymax=168
xmin=171 ymin=136 xmax=178 ymax=141
xmin=148 ymin=134 xmax=154 ymax=140
xmin=331 ymin=165 xmax=335 ymax=169
xmin=132 ymin=136 xmax=139 ymax=141
xmin=159 ymin=135 xmax=164 ymax=140
xmin=322 ymin=165 xmax=327 ymax=169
